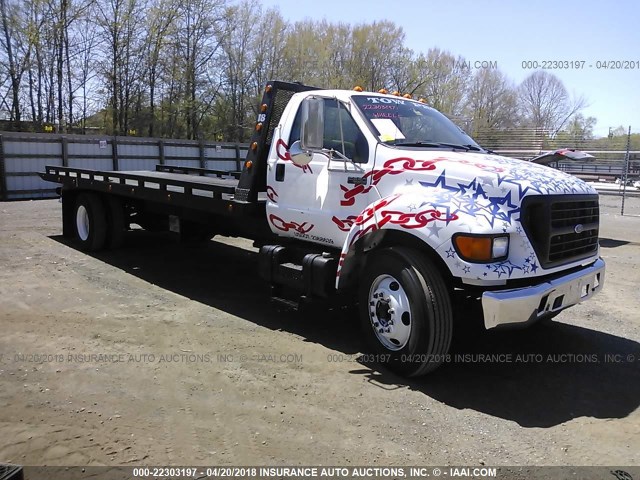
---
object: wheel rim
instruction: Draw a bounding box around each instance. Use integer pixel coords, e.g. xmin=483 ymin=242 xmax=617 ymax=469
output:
xmin=76 ymin=205 xmax=90 ymax=241
xmin=368 ymin=274 xmax=412 ymax=351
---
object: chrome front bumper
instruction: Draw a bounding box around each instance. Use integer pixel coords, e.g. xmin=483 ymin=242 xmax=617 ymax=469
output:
xmin=482 ymin=258 xmax=605 ymax=329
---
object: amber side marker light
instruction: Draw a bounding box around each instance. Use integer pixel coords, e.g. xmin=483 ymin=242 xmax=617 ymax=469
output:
xmin=452 ymin=234 xmax=509 ymax=263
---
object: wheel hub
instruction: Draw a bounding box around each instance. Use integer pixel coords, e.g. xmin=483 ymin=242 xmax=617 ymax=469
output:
xmin=375 ymin=297 xmax=392 ymax=326
xmin=76 ymin=205 xmax=90 ymax=241
xmin=368 ymin=275 xmax=412 ymax=351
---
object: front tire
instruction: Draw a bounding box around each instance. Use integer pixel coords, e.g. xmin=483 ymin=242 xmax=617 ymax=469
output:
xmin=74 ymin=193 xmax=107 ymax=251
xmin=359 ymin=247 xmax=453 ymax=377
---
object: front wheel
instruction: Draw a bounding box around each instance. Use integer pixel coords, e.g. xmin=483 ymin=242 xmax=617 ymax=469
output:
xmin=359 ymin=247 xmax=453 ymax=377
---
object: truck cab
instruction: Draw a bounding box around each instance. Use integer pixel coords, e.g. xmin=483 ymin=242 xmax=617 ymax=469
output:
xmin=261 ymin=87 xmax=604 ymax=375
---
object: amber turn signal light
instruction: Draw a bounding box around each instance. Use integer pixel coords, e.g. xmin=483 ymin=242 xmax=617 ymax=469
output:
xmin=452 ymin=234 xmax=509 ymax=263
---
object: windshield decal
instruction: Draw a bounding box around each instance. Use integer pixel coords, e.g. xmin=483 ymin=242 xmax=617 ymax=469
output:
xmin=371 ymin=118 xmax=405 ymax=141
xmin=365 ymin=97 xmax=406 ymax=105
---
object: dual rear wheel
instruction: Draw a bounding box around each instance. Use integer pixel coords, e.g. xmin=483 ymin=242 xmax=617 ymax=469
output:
xmin=73 ymin=193 xmax=126 ymax=251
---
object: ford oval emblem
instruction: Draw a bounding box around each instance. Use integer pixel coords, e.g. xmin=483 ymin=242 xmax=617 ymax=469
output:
xmin=574 ymin=224 xmax=585 ymax=234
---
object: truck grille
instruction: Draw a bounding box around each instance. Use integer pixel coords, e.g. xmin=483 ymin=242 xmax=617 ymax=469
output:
xmin=520 ymin=195 xmax=599 ymax=269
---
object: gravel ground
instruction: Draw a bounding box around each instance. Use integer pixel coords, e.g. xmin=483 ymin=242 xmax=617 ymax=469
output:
xmin=0 ymin=195 xmax=638 ymax=473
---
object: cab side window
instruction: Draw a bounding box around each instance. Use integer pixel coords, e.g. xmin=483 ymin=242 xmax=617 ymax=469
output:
xmin=288 ymin=99 xmax=369 ymax=164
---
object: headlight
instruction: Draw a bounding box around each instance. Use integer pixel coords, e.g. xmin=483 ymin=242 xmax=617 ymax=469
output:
xmin=452 ymin=234 xmax=510 ymax=263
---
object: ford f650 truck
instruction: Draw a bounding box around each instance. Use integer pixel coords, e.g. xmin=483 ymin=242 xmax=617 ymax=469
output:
xmin=41 ymin=81 xmax=605 ymax=376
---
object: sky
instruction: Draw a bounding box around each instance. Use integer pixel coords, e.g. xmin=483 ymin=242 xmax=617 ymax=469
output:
xmin=258 ymin=0 xmax=640 ymax=137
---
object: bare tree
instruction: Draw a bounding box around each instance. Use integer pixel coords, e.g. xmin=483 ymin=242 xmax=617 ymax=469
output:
xmin=175 ymin=0 xmax=223 ymax=139
xmin=0 ymin=0 xmax=28 ymax=122
xmin=465 ymin=68 xmax=519 ymax=130
xmin=74 ymin=14 xmax=100 ymax=132
xmin=219 ymin=0 xmax=269 ymax=141
xmin=95 ymin=0 xmax=147 ymax=134
xmin=144 ymin=0 xmax=177 ymax=137
xmin=413 ymin=48 xmax=470 ymax=116
xmin=518 ymin=70 xmax=586 ymax=135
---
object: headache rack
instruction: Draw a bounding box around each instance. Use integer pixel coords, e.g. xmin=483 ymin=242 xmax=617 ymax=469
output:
xmin=234 ymin=80 xmax=318 ymax=203
xmin=520 ymin=194 xmax=600 ymax=269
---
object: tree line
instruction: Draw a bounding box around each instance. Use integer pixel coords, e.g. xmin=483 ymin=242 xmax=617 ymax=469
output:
xmin=0 ymin=0 xmax=613 ymax=145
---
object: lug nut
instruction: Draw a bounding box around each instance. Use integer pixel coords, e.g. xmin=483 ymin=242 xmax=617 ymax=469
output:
xmin=388 ymin=309 xmax=395 ymax=315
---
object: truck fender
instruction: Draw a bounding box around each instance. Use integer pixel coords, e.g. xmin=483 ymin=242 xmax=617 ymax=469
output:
xmin=334 ymin=192 xmax=461 ymax=289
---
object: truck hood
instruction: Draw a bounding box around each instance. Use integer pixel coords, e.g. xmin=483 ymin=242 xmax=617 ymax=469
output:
xmin=363 ymin=149 xmax=597 ymax=232
xmin=373 ymin=149 xmax=597 ymax=201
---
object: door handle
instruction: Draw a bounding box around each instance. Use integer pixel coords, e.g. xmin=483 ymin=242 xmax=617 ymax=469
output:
xmin=276 ymin=163 xmax=285 ymax=182
xmin=347 ymin=176 xmax=367 ymax=185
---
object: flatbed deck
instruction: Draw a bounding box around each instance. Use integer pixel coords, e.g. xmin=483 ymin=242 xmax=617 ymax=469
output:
xmin=40 ymin=165 xmax=264 ymax=216
xmin=122 ymin=171 xmax=239 ymax=191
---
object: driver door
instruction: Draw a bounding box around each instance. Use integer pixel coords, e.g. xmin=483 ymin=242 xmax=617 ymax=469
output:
xmin=266 ymin=97 xmax=376 ymax=248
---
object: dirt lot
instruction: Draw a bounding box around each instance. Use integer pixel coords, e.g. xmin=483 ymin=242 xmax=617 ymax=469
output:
xmin=0 ymin=194 xmax=639 ymax=470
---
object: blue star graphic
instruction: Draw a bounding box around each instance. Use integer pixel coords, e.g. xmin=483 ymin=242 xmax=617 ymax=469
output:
xmin=426 ymin=223 xmax=442 ymax=238
xmin=491 ymin=260 xmax=523 ymax=278
xmin=485 ymin=191 xmax=520 ymax=227
xmin=446 ymin=247 xmax=455 ymax=258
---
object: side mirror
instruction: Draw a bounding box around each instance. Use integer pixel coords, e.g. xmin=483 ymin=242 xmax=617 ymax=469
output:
xmin=289 ymin=140 xmax=312 ymax=166
xmin=300 ymin=97 xmax=324 ymax=151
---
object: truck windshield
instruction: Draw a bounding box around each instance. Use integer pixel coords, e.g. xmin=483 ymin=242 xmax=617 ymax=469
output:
xmin=352 ymin=94 xmax=482 ymax=151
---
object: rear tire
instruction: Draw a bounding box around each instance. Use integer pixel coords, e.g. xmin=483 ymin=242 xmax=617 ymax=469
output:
xmin=359 ymin=247 xmax=453 ymax=377
xmin=74 ymin=193 xmax=107 ymax=251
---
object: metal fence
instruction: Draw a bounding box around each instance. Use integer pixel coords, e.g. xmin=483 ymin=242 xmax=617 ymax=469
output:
xmin=0 ymin=131 xmax=637 ymax=201
xmin=0 ymin=131 xmax=249 ymax=200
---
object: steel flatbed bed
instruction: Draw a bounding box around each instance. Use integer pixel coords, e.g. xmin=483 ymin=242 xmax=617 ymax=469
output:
xmin=39 ymin=164 xmax=267 ymax=216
